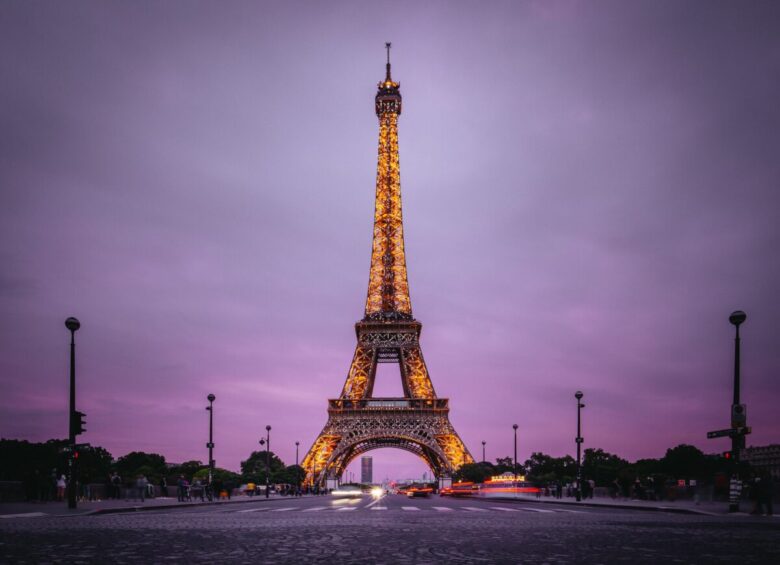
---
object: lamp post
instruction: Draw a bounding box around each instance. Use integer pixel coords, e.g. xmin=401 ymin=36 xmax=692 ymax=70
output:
xmin=482 ymin=440 xmax=486 ymax=463
xmin=206 ymin=394 xmax=215 ymax=488
xmin=512 ymin=424 xmax=518 ymax=475
xmin=575 ymin=391 xmax=585 ymax=502
xmin=265 ymin=425 xmax=271 ymax=498
xmin=65 ymin=317 xmax=81 ymax=510
xmin=295 ymin=441 xmax=300 ymax=492
xmin=729 ymin=310 xmax=747 ymax=513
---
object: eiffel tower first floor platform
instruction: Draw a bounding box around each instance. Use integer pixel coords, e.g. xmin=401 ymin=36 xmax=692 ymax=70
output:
xmin=301 ymin=398 xmax=473 ymax=486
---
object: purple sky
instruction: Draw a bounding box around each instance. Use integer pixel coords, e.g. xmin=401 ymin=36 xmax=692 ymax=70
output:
xmin=1 ymin=1 xmax=779 ymax=481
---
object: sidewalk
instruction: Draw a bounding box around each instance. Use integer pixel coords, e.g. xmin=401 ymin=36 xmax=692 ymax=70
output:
xmin=481 ymin=494 xmax=740 ymax=516
xmin=0 ymin=494 xmax=309 ymax=519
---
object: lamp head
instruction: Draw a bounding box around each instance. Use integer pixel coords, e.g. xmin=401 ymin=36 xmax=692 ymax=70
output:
xmin=207 ymin=394 xmax=215 ymax=403
xmin=65 ymin=317 xmax=81 ymax=332
xmin=729 ymin=310 xmax=746 ymax=326
xmin=513 ymin=424 xmax=518 ymax=430
xmin=266 ymin=425 xmax=271 ymax=431
xmin=259 ymin=439 xmax=265 ymax=446
xmin=575 ymin=391 xmax=584 ymax=400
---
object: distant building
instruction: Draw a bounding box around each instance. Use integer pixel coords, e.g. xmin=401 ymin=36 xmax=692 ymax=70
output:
xmin=742 ymin=444 xmax=780 ymax=480
xmin=361 ymin=456 xmax=373 ymax=484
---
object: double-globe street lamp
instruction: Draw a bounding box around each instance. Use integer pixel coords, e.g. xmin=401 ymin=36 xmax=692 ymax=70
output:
xmin=65 ymin=317 xmax=81 ymax=510
xmin=575 ymin=391 xmax=585 ymax=502
xmin=206 ymin=394 xmax=215 ymax=489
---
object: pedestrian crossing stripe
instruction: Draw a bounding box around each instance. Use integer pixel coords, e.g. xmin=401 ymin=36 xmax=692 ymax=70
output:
xmin=302 ymin=506 xmax=328 ymax=512
xmin=491 ymin=507 xmax=520 ymax=512
xmin=519 ymin=507 xmax=555 ymax=513
xmin=236 ymin=507 xmax=268 ymax=513
xmin=462 ymin=507 xmax=488 ymax=512
xmin=370 ymin=506 xmax=387 ymax=510
xmin=432 ymin=507 xmax=453 ymax=511
xmin=401 ymin=506 xmax=420 ymax=511
xmin=270 ymin=507 xmax=296 ymax=512
xmin=0 ymin=512 xmax=47 ymax=519
xmin=554 ymin=509 xmax=583 ymax=514
xmin=336 ymin=507 xmax=357 ymax=511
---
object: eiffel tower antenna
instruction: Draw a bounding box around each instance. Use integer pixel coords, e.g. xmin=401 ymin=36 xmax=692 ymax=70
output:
xmin=302 ymin=46 xmax=472 ymax=490
xmin=385 ymin=42 xmax=392 ymax=82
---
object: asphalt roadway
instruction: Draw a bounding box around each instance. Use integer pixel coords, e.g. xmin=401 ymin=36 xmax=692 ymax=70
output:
xmin=1 ymin=493 xmax=778 ymax=564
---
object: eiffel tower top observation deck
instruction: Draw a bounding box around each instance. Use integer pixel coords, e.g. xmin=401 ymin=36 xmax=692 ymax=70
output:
xmin=365 ymin=42 xmax=412 ymax=321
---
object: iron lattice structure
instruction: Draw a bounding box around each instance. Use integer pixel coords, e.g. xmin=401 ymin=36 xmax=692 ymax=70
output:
xmin=302 ymin=45 xmax=473 ymax=486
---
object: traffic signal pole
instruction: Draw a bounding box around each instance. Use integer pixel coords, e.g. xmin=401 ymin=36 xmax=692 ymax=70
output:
xmin=65 ymin=317 xmax=80 ymax=510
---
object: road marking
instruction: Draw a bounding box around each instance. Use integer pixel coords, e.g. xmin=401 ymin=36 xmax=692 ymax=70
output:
xmin=0 ymin=512 xmax=47 ymax=519
xmin=337 ymin=507 xmax=357 ymax=511
xmin=519 ymin=507 xmax=555 ymax=513
xmin=270 ymin=507 xmax=296 ymax=512
xmin=433 ymin=506 xmax=453 ymax=512
xmin=364 ymin=495 xmax=386 ymax=509
xmin=491 ymin=507 xmax=520 ymax=512
xmin=236 ymin=507 xmax=268 ymax=513
xmin=554 ymin=509 xmax=584 ymax=514
xmin=302 ymin=506 xmax=328 ymax=512
xmin=370 ymin=506 xmax=387 ymax=510
xmin=401 ymin=506 xmax=421 ymax=511
xmin=462 ymin=506 xmax=489 ymax=512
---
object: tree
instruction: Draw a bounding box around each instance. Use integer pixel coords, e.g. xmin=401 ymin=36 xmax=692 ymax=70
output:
xmin=582 ymin=448 xmax=628 ymax=486
xmin=453 ymin=462 xmax=494 ymax=483
xmin=192 ymin=467 xmax=241 ymax=484
xmin=524 ymin=452 xmax=575 ymax=484
xmin=240 ymin=450 xmax=285 ymax=483
xmin=114 ymin=452 xmax=166 ymax=481
xmin=168 ymin=460 xmax=205 ymax=480
xmin=661 ymin=444 xmax=706 ymax=479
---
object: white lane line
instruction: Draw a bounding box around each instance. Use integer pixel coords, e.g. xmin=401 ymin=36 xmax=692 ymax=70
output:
xmin=337 ymin=507 xmax=357 ymax=511
xmin=0 ymin=512 xmax=47 ymax=519
xmin=491 ymin=507 xmax=520 ymax=512
xmin=433 ymin=507 xmax=454 ymax=512
xmin=270 ymin=507 xmax=296 ymax=512
xmin=236 ymin=507 xmax=268 ymax=513
xmin=401 ymin=506 xmax=421 ymax=511
xmin=370 ymin=506 xmax=387 ymax=510
xmin=519 ymin=507 xmax=555 ymax=513
xmin=364 ymin=495 xmax=386 ymax=509
xmin=462 ymin=506 xmax=489 ymax=512
xmin=554 ymin=509 xmax=584 ymax=514
xmin=302 ymin=506 xmax=328 ymax=512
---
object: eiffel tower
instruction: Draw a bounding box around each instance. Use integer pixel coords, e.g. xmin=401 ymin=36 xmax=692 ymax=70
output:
xmin=302 ymin=44 xmax=473 ymax=487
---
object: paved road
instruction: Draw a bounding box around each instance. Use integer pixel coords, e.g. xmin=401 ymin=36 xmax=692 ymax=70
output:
xmin=1 ymin=493 xmax=777 ymax=563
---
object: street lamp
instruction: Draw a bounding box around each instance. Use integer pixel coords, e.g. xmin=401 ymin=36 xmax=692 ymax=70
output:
xmin=265 ymin=425 xmax=271 ymax=498
xmin=512 ymin=424 xmax=518 ymax=475
xmin=65 ymin=317 xmax=81 ymax=510
xmin=295 ymin=441 xmax=300 ymax=493
xmin=575 ymin=391 xmax=585 ymax=502
xmin=206 ymin=394 xmax=215 ymax=489
xmin=482 ymin=440 xmax=486 ymax=463
xmin=728 ymin=310 xmax=747 ymax=513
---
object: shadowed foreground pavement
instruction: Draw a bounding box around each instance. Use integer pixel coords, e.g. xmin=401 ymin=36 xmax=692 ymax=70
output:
xmin=1 ymin=494 xmax=777 ymax=563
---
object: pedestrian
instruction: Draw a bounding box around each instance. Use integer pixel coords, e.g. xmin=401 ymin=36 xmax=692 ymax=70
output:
xmin=759 ymin=471 xmax=773 ymax=516
xmin=56 ymin=474 xmax=66 ymax=501
xmin=111 ymin=472 xmax=122 ymax=499
xmin=160 ymin=476 xmax=168 ymax=498
xmin=177 ymin=475 xmax=187 ymax=502
xmin=136 ymin=474 xmax=148 ymax=502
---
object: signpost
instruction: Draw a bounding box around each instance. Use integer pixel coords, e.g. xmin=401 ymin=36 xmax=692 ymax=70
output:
xmin=706 ymin=427 xmax=751 ymax=439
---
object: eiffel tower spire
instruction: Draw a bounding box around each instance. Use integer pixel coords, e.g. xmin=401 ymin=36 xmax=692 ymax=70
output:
xmin=365 ymin=41 xmax=411 ymax=320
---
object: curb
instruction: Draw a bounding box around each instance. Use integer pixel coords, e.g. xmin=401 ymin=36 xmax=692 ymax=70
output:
xmin=69 ymin=496 xmax=307 ymax=517
xmin=478 ymin=496 xmax=720 ymax=516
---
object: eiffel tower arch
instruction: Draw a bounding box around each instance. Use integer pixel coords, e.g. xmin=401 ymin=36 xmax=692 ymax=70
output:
xmin=302 ymin=44 xmax=473 ymax=487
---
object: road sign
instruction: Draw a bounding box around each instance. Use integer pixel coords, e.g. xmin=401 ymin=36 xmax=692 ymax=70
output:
xmin=707 ymin=427 xmax=751 ymax=439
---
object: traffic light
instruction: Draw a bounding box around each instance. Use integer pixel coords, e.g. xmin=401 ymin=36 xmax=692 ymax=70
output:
xmin=731 ymin=404 xmax=747 ymax=427
xmin=722 ymin=451 xmax=732 ymax=460
xmin=71 ymin=410 xmax=86 ymax=435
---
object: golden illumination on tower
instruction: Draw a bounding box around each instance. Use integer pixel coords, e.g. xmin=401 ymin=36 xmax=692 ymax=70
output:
xmin=365 ymin=44 xmax=411 ymax=319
